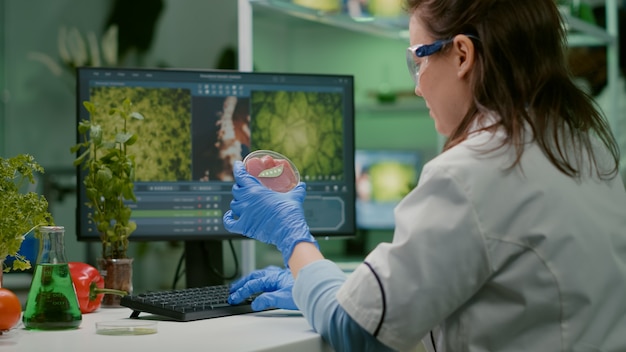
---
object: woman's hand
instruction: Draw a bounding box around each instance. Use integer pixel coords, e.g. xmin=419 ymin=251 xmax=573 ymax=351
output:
xmin=223 ymin=161 xmax=317 ymax=266
xmin=228 ymin=266 xmax=298 ymax=311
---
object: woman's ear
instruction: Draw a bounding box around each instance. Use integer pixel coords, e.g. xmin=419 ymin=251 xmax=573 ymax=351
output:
xmin=452 ymin=35 xmax=475 ymax=80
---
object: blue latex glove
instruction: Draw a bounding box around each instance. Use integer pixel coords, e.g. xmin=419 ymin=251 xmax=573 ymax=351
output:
xmin=228 ymin=266 xmax=297 ymax=311
xmin=223 ymin=160 xmax=317 ymax=266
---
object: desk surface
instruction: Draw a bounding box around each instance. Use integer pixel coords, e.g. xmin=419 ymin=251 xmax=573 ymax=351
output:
xmin=2 ymin=307 xmax=332 ymax=352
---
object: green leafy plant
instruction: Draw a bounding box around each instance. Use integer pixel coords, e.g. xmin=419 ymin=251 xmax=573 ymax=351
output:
xmin=71 ymin=98 xmax=144 ymax=259
xmin=0 ymin=154 xmax=54 ymax=272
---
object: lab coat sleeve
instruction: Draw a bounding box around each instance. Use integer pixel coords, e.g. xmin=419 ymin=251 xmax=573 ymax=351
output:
xmin=293 ymin=259 xmax=396 ymax=352
xmin=336 ymin=162 xmax=492 ymax=351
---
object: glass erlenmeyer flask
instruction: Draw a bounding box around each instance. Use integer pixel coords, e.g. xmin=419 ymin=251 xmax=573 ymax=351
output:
xmin=23 ymin=226 xmax=82 ymax=330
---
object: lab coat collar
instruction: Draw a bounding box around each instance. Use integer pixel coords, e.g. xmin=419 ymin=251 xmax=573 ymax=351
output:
xmin=468 ymin=112 xmax=500 ymax=134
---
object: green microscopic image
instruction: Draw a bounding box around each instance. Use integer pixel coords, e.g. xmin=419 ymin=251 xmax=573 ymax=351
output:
xmin=369 ymin=161 xmax=418 ymax=202
xmin=89 ymin=86 xmax=193 ymax=181
xmin=250 ymin=90 xmax=345 ymax=181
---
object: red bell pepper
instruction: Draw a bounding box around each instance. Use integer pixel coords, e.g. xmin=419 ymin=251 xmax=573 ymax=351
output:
xmin=68 ymin=261 xmax=127 ymax=313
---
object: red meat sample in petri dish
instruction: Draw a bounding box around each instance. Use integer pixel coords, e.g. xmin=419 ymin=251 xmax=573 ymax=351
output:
xmin=243 ymin=150 xmax=300 ymax=193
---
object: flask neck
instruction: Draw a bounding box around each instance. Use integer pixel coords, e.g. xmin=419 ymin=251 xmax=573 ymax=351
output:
xmin=37 ymin=226 xmax=67 ymax=264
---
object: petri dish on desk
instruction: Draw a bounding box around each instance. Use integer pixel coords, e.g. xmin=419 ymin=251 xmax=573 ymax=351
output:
xmin=96 ymin=320 xmax=157 ymax=336
xmin=243 ymin=150 xmax=300 ymax=193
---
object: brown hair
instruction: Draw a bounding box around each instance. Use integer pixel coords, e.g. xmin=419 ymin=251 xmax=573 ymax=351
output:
xmin=405 ymin=0 xmax=619 ymax=179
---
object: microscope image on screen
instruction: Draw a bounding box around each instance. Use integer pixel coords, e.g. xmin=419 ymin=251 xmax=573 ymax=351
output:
xmin=249 ymin=90 xmax=345 ymax=182
xmin=89 ymin=86 xmax=193 ymax=182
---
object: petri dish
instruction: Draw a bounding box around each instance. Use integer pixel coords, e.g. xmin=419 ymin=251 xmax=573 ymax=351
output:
xmin=243 ymin=150 xmax=300 ymax=192
xmin=96 ymin=320 xmax=157 ymax=336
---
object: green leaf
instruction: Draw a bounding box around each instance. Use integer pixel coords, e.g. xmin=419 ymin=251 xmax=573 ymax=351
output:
xmin=72 ymin=150 xmax=89 ymax=166
xmin=83 ymin=101 xmax=96 ymax=114
xmin=125 ymin=133 xmax=138 ymax=146
xmin=96 ymin=166 xmax=113 ymax=183
xmin=130 ymin=112 xmax=144 ymax=120
xmin=116 ymin=132 xmax=134 ymax=145
xmin=90 ymin=124 xmax=103 ymax=144
xmin=77 ymin=119 xmax=91 ymax=134
xmin=122 ymin=97 xmax=131 ymax=110
xmin=69 ymin=144 xmax=83 ymax=154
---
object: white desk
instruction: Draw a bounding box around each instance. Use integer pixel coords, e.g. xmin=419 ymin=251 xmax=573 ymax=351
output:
xmin=1 ymin=308 xmax=332 ymax=352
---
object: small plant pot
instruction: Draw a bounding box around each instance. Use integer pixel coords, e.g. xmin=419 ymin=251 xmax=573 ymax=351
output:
xmin=97 ymin=258 xmax=133 ymax=308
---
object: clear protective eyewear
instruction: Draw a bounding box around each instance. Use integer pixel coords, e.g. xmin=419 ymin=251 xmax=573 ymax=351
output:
xmin=406 ymin=38 xmax=455 ymax=86
xmin=406 ymin=34 xmax=479 ymax=86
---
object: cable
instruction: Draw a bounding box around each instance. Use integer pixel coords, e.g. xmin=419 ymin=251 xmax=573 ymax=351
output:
xmin=171 ymin=239 xmax=240 ymax=289
xmin=209 ymin=239 xmax=239 ymax=281
xmin=172 ymin=248 xmax=186 ymax=289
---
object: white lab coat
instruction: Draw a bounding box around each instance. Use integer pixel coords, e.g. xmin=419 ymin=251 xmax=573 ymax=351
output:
xmin=337 ymin=119 xmax=626 ymax=351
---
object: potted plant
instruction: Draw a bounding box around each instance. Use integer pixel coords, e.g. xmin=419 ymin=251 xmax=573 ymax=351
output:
xmin=71 ymin=97 xmax=144 ymax=306
xmin=0 ymin=154 xmax=54 ymax=285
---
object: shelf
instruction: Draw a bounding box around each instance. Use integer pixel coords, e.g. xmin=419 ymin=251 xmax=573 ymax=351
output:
xmin=563 ymin=13 xmax=617 ymax=46
xmin=250 ymin=0 xmax=617 ymax=47
xmin=249 ymin=0 xmax=409 ymax=41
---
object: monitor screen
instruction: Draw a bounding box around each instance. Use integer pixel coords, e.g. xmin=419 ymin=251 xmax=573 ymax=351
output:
xmin=355 ymin=149 xmax=421 ymax=230
xmin=75 ymin=67 xmax=356 ymax=242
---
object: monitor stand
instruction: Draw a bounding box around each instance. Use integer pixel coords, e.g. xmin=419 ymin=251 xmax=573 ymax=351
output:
xmin=184 ymin=240 xmax=224 ymax=287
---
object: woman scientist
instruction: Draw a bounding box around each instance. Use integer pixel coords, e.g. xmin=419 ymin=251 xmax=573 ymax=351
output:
xmin=223 ymin=0 xmax=626 ymax=351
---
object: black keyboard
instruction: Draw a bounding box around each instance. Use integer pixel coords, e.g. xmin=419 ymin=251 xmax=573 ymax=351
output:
xmin=120 ymin=284 xmax=257 ymax=322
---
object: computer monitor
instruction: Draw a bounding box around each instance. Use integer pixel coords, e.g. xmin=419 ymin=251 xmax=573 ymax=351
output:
xmin=75 ymin=67 xmax=356 ymax=286
xmin=355 ymin=149 xmax=421 ymax=230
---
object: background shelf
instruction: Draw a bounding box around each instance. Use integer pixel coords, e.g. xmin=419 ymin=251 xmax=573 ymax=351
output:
xmin=250 ymin=0 xmax=618 ymax=46
xmin=250 ymin=0 xmax=409 ymax=40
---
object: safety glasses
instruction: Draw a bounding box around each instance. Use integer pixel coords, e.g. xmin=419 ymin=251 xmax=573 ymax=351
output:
xmin=405 ymin=38 xmax=455 ymax=87
xmin=406 ymin=34 xmax=479 ymax=87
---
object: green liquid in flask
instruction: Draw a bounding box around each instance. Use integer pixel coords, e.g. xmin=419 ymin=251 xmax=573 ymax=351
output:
xmin=23 ymin=263 xmax=82 ymax=330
